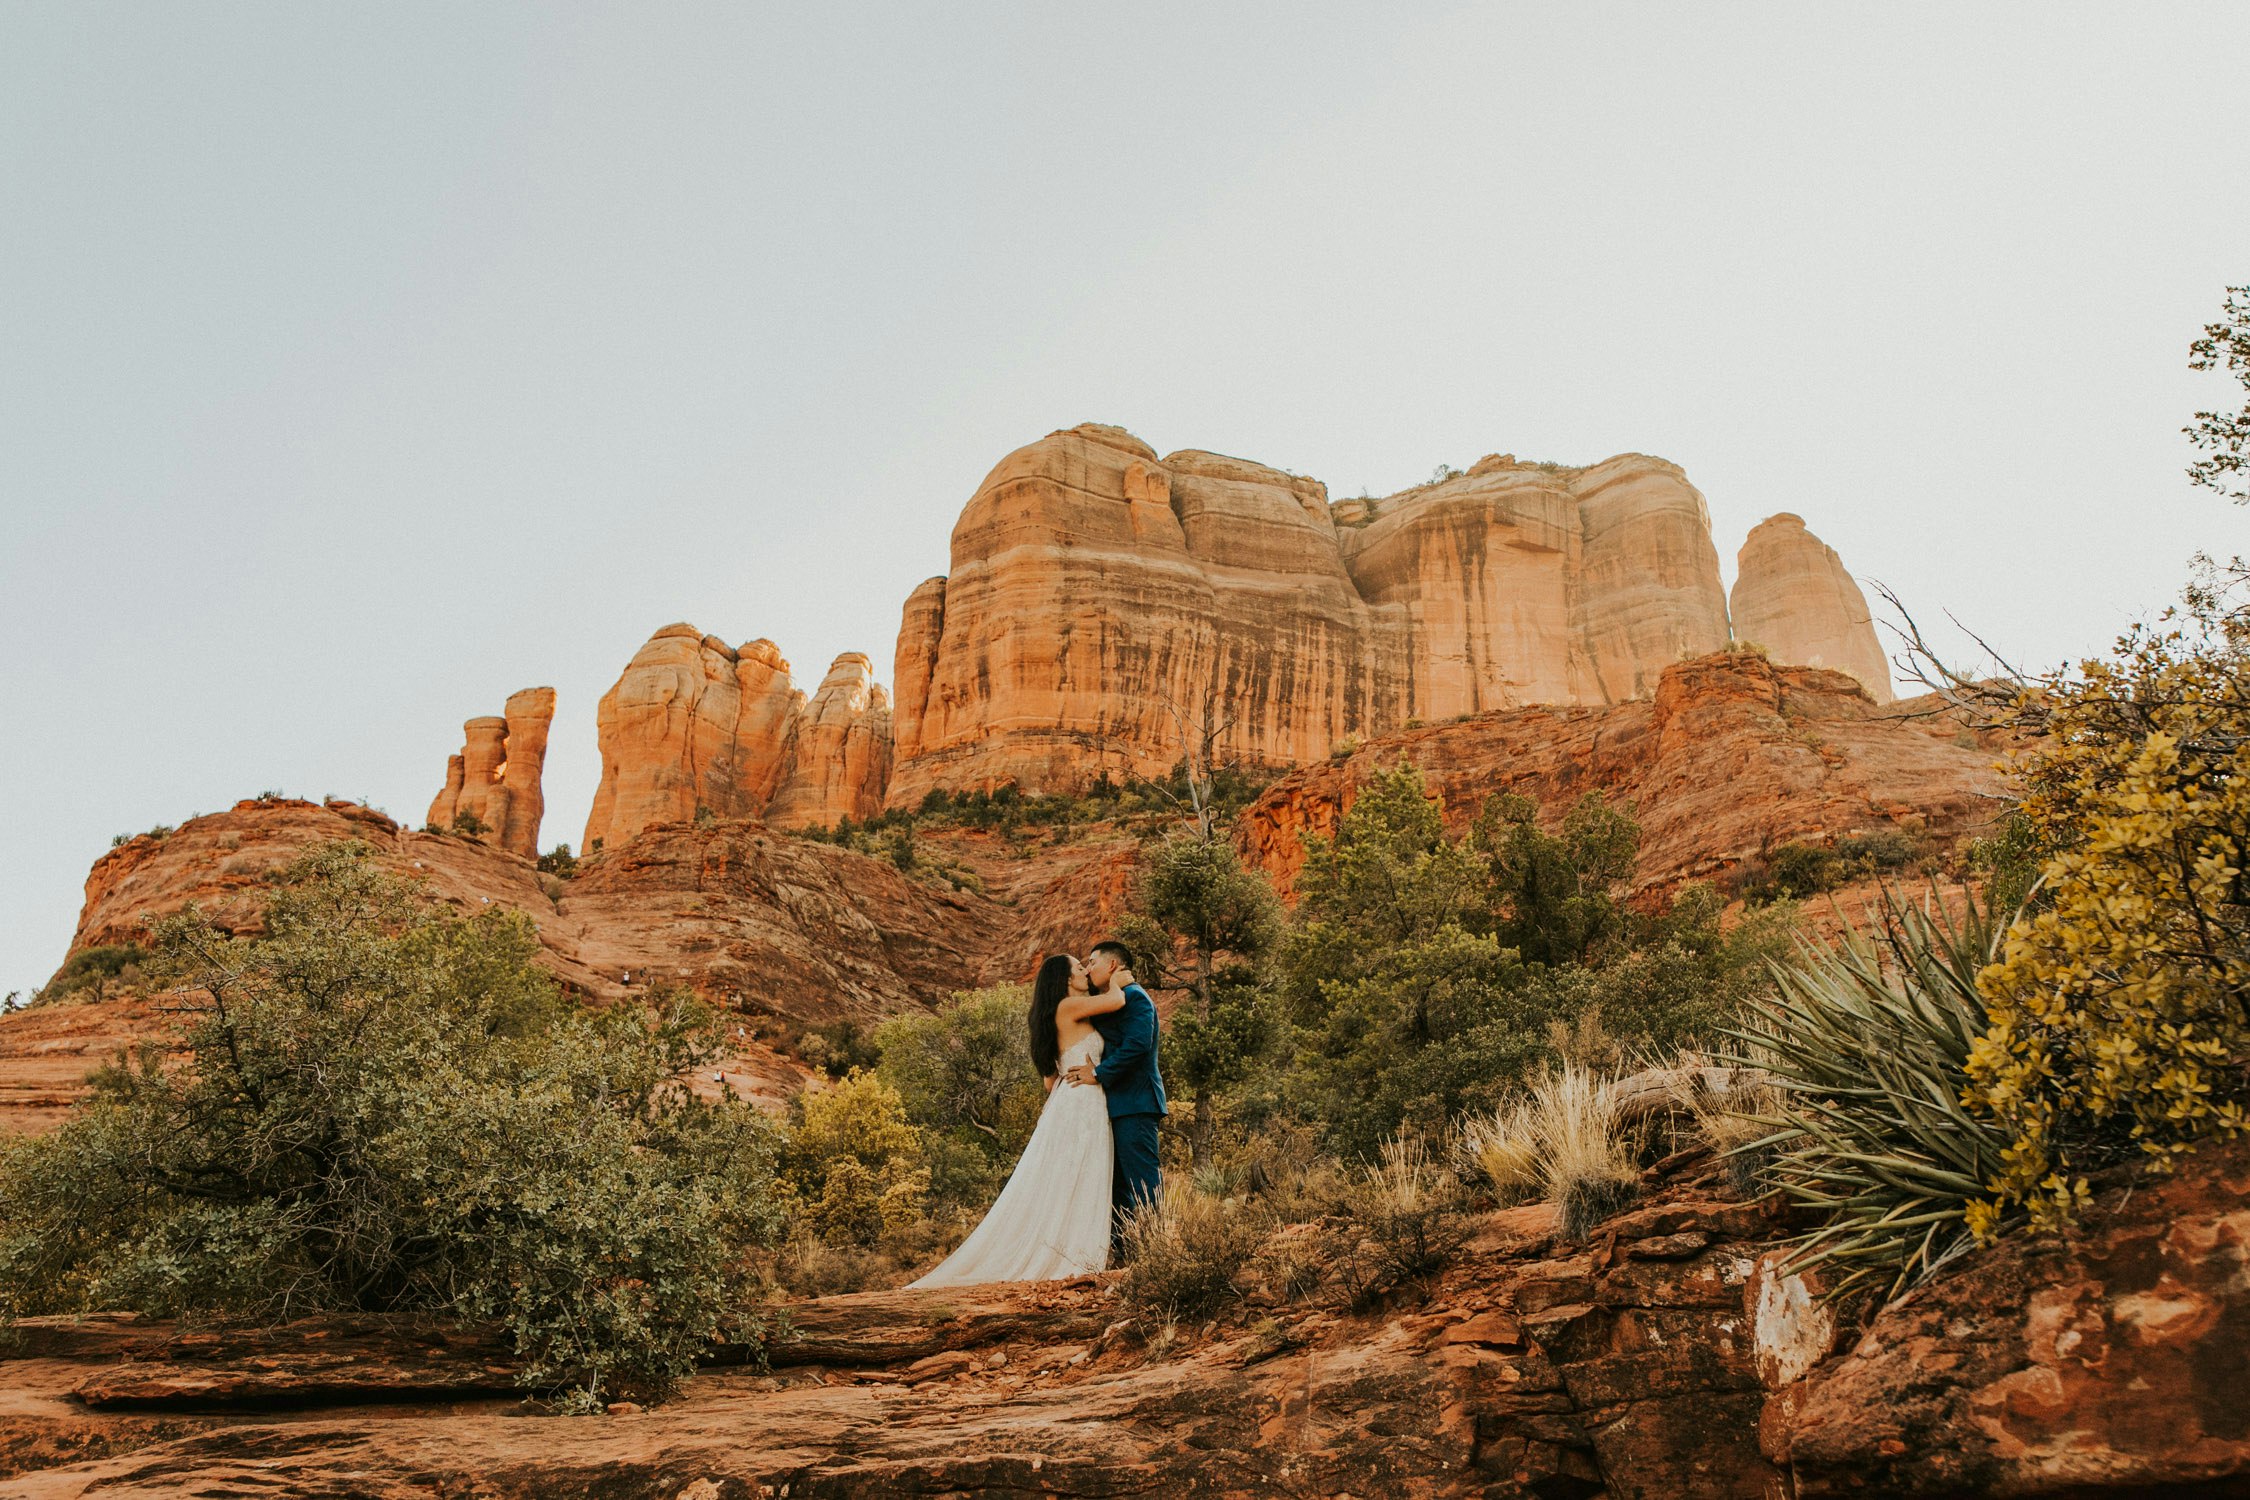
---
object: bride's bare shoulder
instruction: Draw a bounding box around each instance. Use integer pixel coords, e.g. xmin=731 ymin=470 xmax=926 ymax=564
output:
xmin=1058 ymin=987 xmax=1129 ymax=1022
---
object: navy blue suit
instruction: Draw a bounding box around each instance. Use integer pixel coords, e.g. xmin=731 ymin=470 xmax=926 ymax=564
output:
xmin=1090 ymin=984 xmax=1166 ymax=1252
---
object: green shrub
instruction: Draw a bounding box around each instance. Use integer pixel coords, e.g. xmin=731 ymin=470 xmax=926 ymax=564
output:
xmin=874 ymin=986 xmax=1044 ymax=1204
xmin=449 ymin=809 xmax=487 ymax=837
xmin=537 ymin=844 xmax=579 ymax=878
xmin=0 ymin=844 xmax=785 ymax=1411
xmin=796 ymin=1018 xmax=880 ymax=1079
xmin=780 ymin=1069 xmax=929 ymax=1248
xmin=33 ymin=944 xmax=148 ymax=1005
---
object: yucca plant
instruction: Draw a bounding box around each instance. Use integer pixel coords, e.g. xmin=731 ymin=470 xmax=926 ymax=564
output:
xmin=1729 ymin=888 xmax=2017 ymax=1302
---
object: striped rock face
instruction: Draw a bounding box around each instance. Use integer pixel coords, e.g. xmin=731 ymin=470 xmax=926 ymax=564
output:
xmin=887 ymin=425 xmax=1882 ymax=808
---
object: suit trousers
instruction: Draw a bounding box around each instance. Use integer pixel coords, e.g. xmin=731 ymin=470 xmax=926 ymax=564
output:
xmin=1110 ymin=1111 xmax=1164 ymax=1254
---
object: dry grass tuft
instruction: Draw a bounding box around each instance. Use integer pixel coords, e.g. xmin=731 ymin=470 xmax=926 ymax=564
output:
xmin=1527 ymin=1061 xmax=1639 ymax=1240
xmin=1117 ymin=1182 xmax=1268 ymax=1322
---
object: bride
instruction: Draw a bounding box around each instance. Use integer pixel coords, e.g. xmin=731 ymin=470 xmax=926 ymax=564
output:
xmin=907 ymin=953 xmax=1122 ymax=1287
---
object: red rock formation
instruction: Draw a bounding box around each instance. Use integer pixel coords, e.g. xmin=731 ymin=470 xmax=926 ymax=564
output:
xmin=15 ymin=1141 xmax=2244 ymax=1495
xmin=13 ymin=796 xmax=1033 ymax=1130
xmin=424 ymin=687 xmax=554 ymax=857
xmin=1768 ymin=1138 xmax=2250 ymax=1496
xmin=1238 ymin=649 xmax=2009 ymax=900
xmin=1732 ymin=513 xmax=1893 ymax=702
xmin=582 ymin=629 xmax=890 ymax=845
xmin=887 ymin=428 xmax=1844 ymax=806
xmin=765 ymin=654 xmax=892 ymax=829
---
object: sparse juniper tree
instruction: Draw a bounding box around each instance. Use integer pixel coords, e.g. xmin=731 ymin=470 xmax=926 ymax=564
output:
xmin=1115 ymin=833 xmax=1283 ymax=1165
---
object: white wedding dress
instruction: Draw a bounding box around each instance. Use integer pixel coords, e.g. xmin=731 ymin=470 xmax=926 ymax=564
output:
xmin=908 ymin=1031 xmax=1113 ymax=1287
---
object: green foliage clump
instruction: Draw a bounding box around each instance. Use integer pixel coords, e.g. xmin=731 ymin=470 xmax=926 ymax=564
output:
xmin=797 ymin=1018 xmax=881 ymax=1080
xmin=537 ymin=843 xmax=579 ymax=878
xmin=874 ymin=986 xmax=1046 ymax=1205
xmin=0 ymin=844 xmax=785 ymax=1411
xmin=33 ymin=943 xmax=148 ymax=1005
xmin=1279 ymin=767 xmax=1524 ymax=1152
xmin=780 ymin=1069 xmax=929 ymax=1247
xmin=1741 ymin=828 xmax=1921 ymax=902
xmin=448 ymin=809 xmax=487 ymax=837
xmin=1479 ymin=791 xmax=1637 ymax=966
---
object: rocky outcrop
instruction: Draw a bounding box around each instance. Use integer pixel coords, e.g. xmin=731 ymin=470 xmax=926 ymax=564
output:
xmin=423 ymin=686 xmax=554 ymax=856
xmin=582 ymin=628 xmax=890 ymax=845
xmin=1731 ymin=513 xmax=1893 ymax=702
xmin=887 ymin=428 xmax=1840 ymax=805
xmin=22 ymin=796 xmax=1032 ymax=1128
xmin=1238 ymin=649 xmax=2010 ymax=899
xmin=1768 ymin=1138 xmax=2250 ymax=1496
xmin=13 ymin=1141 xmax=2245 ymax=1496
xmin=765 ymin=654 xmax=892 ymax=829
xmin=0 ymin=1171 xmax=1798 ymax=1497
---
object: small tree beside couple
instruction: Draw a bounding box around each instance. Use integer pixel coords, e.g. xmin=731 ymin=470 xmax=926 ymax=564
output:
xmin=909 ymin=941 xmax=1165 ymax=1287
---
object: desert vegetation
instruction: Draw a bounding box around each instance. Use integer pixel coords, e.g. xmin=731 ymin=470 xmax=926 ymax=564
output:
xmin=0 ymin=847 xmax=788 ymax=1412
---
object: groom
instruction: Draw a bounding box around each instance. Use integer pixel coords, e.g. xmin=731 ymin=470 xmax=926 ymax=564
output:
xmin=1062 ymin=939 xmax=1166 ymax=1255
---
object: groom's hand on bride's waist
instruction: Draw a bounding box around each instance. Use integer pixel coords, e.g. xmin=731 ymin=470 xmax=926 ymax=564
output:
xmin=1062 ymin=1061 xmax=1098 ymax=1086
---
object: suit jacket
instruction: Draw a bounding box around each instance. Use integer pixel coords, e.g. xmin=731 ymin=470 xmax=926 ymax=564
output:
xmin=1091 ymin=985 xmax=1168 ymax=1118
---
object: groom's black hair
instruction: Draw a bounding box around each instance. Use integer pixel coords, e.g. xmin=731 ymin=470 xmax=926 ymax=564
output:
xmin=1090 ymin=939 xmax=1134 ymax=971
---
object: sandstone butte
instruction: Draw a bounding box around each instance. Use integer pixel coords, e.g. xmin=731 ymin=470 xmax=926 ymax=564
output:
xmin=580 ymin=627 xmax=891 ymax=848
xmin=573 ymin=423 xmax=1891 ymax=846
xmin=422 ymin=686 xmax=554 ymax=858
xmin=888 ymin=422 xmax=1894 ymax=808
xmin=4 ymin=1137 xmax=2245 ymax=1497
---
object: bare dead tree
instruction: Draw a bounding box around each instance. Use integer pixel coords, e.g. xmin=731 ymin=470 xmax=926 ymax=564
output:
xmin=1129 ymin=667 xmax=1241 ymax=840
xmin=1871 ymin=579 xmax=2043 ymax=731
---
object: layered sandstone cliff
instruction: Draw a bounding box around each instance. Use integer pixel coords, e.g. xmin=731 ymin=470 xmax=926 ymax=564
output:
xmin=424 ymin=686 xmax=554 ymax=857
xmin=1731 ymin=512 xmax=1893 ymax=701
xmin=581 ymin=628 xmax=889 ymax=846
xmin=578 ymin=429 xmax=1886 ymax=817
xmin=886 ymin=427 xmax=1827 ymax=805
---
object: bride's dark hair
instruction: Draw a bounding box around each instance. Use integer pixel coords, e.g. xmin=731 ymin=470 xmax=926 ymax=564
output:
xmin=1027 ymin=953 xmax=1073 ymax=1078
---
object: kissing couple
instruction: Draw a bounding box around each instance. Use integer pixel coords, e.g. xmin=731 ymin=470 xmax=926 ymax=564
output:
xmin=908 ymin=942 xmax=1166 ymax=1288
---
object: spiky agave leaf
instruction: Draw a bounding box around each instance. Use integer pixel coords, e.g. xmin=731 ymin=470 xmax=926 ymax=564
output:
xmin=1726 ymin=886 xmax=2017 ymax=1303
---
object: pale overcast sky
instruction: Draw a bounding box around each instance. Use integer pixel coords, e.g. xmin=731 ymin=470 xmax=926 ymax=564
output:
xmin=5 ymin=3 xmax=2248 ymax=997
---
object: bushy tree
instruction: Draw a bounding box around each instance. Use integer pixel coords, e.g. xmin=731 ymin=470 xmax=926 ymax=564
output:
xmin=1118 ymin=833 xmax=1283 ymax=1162
xmin=874 ymin=986 xmax=1044 ymax=1203
xmin=1281 ymin=766 xmax=1542 ymax=1152
xmin=0 ymin=844 xmax=784 ymax=1411
xmin=781 ymin=1069 xmax=930 ymax=1246
xmin=1965 ymin=585 xmax=2250 ymax=1234
xmin=1477 ymin=792 xmax=1638 ymax=966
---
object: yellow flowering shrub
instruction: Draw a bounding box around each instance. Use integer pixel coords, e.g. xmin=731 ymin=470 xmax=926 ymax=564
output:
xmin=782 ymin=1068 xmax=931 ymax=1247
xmin=1965 ymin=595 xmax=2250 ymax=1235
